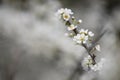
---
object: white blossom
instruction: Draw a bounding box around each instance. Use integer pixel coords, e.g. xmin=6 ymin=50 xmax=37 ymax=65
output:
xmin=79 ymin=29 xmax=94 ymax=38
xmin=73 ymin=33 xmax=88 ymax=44
xmin=83 ymin=55 xmax=93 ymax=65
xmin=62 ymin=13 xmax=71 ymax=21
xmin=73 ymin=29 xmax=94 ymax=44
xmin=67 ymin=24 xmax=77 ymax=31
xmin=56 ymin=8 xmax=73 ymax=21
xmin=82 ymin=56 xmax=105 ymax=71
xmin=82 ymin=55 xmax=93 ymax=70
xmin=56 ymin=8 xmax=104 ymax=72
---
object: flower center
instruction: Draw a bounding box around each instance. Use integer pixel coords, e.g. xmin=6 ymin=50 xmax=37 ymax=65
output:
xmin=80 ymin=37 xmax=85 ymax=41
xmin=63 ymin=14 xmax=69 ymax=19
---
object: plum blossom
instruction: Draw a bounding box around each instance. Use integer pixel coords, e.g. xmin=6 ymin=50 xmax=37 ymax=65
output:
xmin=56 ymin=8 xmax=73 ymax=21
xmin=82 ymin=55 xmax=93 ymax=70
xmin=79 ymin=29 xmax=94 ymax=37
xmin=62 ymin=13 xmax=71 ymax=21
xmin=56 ymin=8 xmax=103 ymax=73
xmin=73 ymin=29 xmax=94 ymax=44
xmin=82 ymin=56 xmax=105 ymax=71
xmin=73 ymin=33 xmax=88 ymax=44
xmin=83 ymin=55 xmax=93 ymax=65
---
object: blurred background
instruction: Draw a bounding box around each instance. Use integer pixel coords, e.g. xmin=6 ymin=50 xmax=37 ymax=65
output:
xmin=0 ymin=0 xmax=120 ymax=80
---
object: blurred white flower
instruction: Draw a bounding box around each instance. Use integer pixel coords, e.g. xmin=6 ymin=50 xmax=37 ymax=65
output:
xmin=88 ymin=31 xmax=94 ymax=37
xmin=67 ymin=24 xmax=77 ymax=31
xmin=56 ymin=8 xmax=73 ymax=21
xmin=82 ymin=56 xmax=105 ymax=71
xmin=82 ymin=55 xmax=93 ymax=70
xmin=90 ymin=58 xmax=106 ymax=71
xmin=95 ymin=45 xmax=101 ymax=51
xmin=84 ymin=55 xmax=93 ymax=65
xmin=79 ymin=29 xmax=94 ymax=38
xmin=73 ymin=29 xmax=95 ymax=44
xmin=73 ymin=33 xmax=88 ymax=44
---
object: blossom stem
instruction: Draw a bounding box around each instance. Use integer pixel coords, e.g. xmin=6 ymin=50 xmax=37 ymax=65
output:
xmin=68 ymin=20 xmax=96 ymax=64
xmin=73 ymin=28 xmax=78 ymax=35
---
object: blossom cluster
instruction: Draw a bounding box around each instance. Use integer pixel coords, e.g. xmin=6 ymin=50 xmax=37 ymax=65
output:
xmin=56 ymin=8 xmax=81 ymax=31
xmin=56 ymin=8 xmax=95 ymax=44
xmin=73 ymin=29 xmax=94 ymax=44
xmin=56 ymin=8 xmax=73 ymax=21
xmin=82 ymin=55 xmax=105 ymax=71
xmin=56 ymin=8 xmax=104 ymax=71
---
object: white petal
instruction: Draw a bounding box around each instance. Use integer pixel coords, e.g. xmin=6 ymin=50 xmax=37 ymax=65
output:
xmin=80 ymin=33 xmax=85 ymax=37
xmin=85 ymin=36 xmax=88 ymax=40
xmin=58 ymin=8 xmax=64 ymax=14
xmin=77 ymin=40 xmax=81 ymax=44
xmin=85 ymin=29 xmax=88 ymax=34
xmin=77 ymin=34 xmax=81 ymax=37
xmin=80 ymin=29 xmax=85 ymax=33
xmin=88 ymin=31 xmax=94 ymax=37
xmin=64 ymin=8 xmax=73 ymax=14
xmin=67 ymin=27 xmax=72 ymax=31
xmin=95 ymin=45 xmax=101 ymax=51
xmin=83 ymin=41 xmax=86 ymax=44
